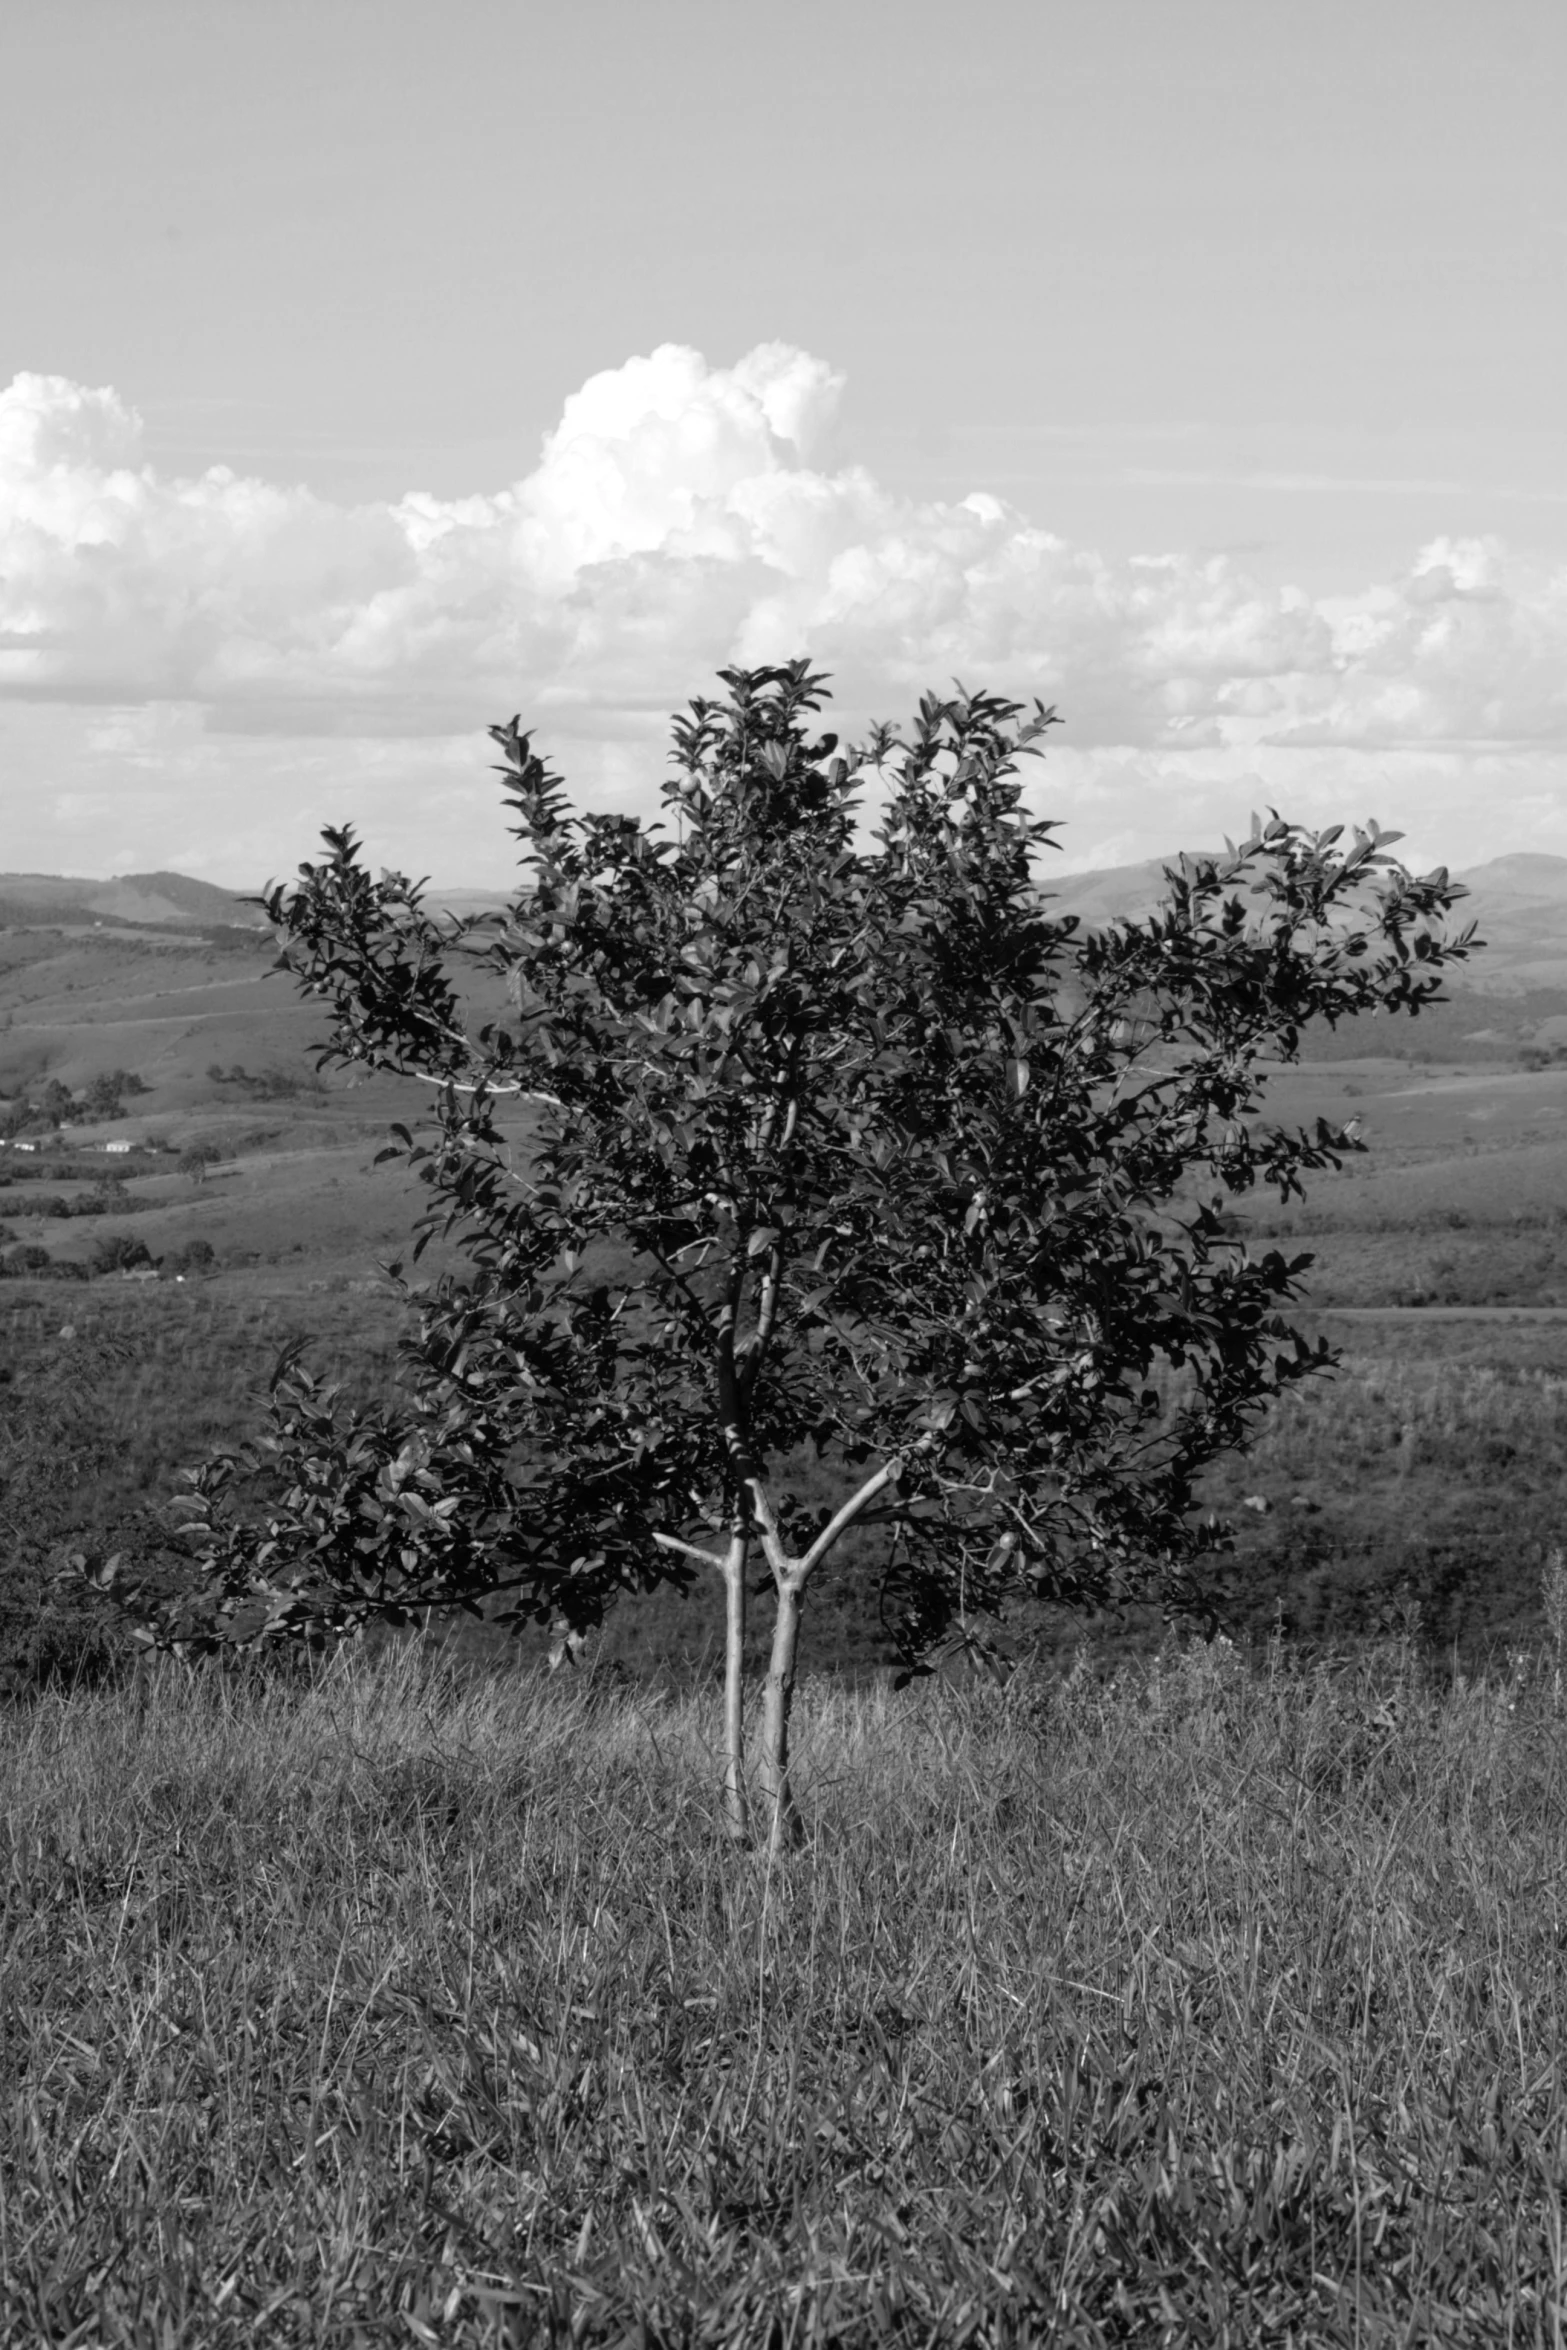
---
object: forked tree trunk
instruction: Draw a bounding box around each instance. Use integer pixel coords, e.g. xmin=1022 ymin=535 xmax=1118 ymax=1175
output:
xmin=748 ymin=1457 xmax=901 ymax=1859
xmin=719 ymin=1531 xmax=749 ymax=1845
xmin=759 ymin=1570 xmax=807 ymax=1858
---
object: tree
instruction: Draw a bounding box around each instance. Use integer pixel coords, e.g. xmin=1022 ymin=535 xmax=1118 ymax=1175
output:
xmin=38 ymin=1079 xmax=74 ymax=1130
xmin=167 ymin=1237 xmax=216 ymax=1277
xmin=90 ymin=1233 xmax=153 ymax=1276
xmin=80 ymin=1068 xmax=148 ymax=1122
xmin=178 ymin=1142 xmax=223 ymax=1187
xmin=1 ymin=1244 xmax=51 ymax=1277
xmin=160 ymin=664 xmax=1472 ymax=1852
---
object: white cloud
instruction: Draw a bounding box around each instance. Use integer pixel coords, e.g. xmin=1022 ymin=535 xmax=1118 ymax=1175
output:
xmin=0 ymin=350 xmax=1563 ymax=877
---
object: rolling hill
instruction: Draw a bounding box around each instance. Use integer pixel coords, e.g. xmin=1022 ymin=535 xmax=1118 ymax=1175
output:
xmin=0 ymin=870 xmax=270 ymax=931
xmin=1443 ymin=854 xmax=1567 ymax=991
xmin=1045 ymin=850 xmax=1567 ymax=990
xmin=3 ymin=847 xmax=1564 ymax=1118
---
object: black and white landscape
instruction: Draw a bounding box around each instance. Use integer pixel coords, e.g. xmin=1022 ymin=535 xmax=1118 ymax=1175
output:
xmin=3 ymin=4 xmax=1565 ymax=2340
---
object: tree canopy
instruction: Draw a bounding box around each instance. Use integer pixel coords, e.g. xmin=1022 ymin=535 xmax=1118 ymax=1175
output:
xmin=153 ymin=663 xmax=1473 ymax=1845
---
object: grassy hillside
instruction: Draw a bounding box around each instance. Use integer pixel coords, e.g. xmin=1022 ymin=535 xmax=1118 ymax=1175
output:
xmin=4 ymin=1641 xmax=1565 ymax=2343
xmin=0 ymin=869 xmax=268 ymax=929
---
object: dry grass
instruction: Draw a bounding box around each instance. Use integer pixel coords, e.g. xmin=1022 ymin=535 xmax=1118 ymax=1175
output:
xmin=4 ymin=1640 xmax=1567 ymax=2344
xmin=1238 ymin=1352 xmax=1567 ymax=1482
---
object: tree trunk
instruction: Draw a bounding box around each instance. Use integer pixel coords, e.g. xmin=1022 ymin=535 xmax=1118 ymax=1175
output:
xmin=745 ymin=1461 xmax=898 ymax=1860
xmin=719 ymin=1530 xmax=750 ymax=1845
xmin=759 ymin=1569 xmax=806 ymax=1858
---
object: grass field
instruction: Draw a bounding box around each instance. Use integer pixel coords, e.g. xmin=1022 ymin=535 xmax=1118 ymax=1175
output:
xmin=4 ymin=1638 xmax=1566 ymax=2345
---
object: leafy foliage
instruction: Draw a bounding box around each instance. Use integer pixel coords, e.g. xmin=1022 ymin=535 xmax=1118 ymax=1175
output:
xmin=159 ymin=664 xmax=1472 ymax=1687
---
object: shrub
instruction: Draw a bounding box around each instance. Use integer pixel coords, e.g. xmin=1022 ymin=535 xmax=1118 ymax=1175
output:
xmin=1 ymin=1245 xmax=52 ymax=1277
xmin=89 ymin=1235 xmax=153 ymax=1277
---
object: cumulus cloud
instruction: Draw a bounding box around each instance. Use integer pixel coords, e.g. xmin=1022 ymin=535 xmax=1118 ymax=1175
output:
xmin=1 ymin=347 xmax=1563 ymax=875
xmin=1259 ymin=539 xmax=1567 ymax=751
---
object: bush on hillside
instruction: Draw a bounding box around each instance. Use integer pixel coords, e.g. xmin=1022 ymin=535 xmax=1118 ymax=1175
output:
xmin=88 ymin=1235 xmax=153 ymax=1277
xmin=178 ymin=1143 xmax=225 ymax=1186
xmin=1 ymin=1245 xmax=52 ymax=1277
xmin=164 ymin=1239 xmax=218 ymax=1277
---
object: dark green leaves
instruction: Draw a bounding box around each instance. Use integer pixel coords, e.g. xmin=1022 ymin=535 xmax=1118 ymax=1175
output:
xmin=155 ymin=666 xmax=1475 ymax=1672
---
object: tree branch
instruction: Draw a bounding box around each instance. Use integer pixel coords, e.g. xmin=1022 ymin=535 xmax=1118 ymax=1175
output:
xmin=743 ymin=1483 xmax=794 ymax=1583
xmin=652 ymin=1531 xmax=729 ymax=1571
xmin=398 ymin=1070 xmax=535 ymax=1098
xmin=797 ymin=1458 xmax=904 ymax=1580
xmin=739 ymin=1049 xmax=801 ymax=1403
xmin=739 ymin=1236 xmax=784 ymax=1404
xmin=714 ymin=1236 xmax=752 ymax=1464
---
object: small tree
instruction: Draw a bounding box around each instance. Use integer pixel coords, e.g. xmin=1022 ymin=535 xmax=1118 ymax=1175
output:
xmin=164 ymin=665 xmax=1471 ymax=1850
xmin=82 ymin=1071 xmax=124 ymax=1121
xmin=178 ymin=1142 xmax=223 ymax=1188
xmin=90 ymin=1233 xmax=153 ymax=1276
xmin=167 ymin=1237 xmax=217 ymax=1277
xmin=38 ymin=1079 xmax=75 ymax=1130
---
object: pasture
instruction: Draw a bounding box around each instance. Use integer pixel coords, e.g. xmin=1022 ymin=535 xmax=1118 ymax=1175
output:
xmin=4 ymin=1638 xmax=1566 ymax=2344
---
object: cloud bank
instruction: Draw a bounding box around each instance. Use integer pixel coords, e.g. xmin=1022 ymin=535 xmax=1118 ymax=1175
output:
xmin=2 ymin=347 xmax=1563 ymax=877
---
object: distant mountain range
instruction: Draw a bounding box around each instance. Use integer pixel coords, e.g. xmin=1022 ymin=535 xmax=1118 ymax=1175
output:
xmin=0 ymin=870 xmax=270 ymax=932
xmin=3 ymin=852 xmax=1565 ymax=990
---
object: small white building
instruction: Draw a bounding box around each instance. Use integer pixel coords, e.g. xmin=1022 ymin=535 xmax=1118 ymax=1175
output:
xmin=104 ymin=1140 xmax=133 ymax=1155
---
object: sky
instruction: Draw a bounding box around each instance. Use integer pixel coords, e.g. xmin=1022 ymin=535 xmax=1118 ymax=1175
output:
xmin=0 ymin=0 xmax=1563 ymax=885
